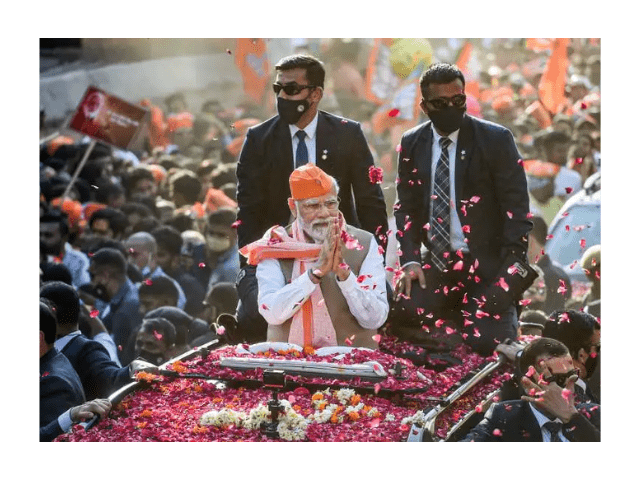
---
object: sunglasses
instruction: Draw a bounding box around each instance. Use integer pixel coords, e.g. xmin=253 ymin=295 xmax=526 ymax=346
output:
xmin=426 ymin=94 xmax=467 ymax=110
xmin=273 ymin=83 xmax=316 ymax=96
xmin=542 ymin=368 xmax=579 ymax=388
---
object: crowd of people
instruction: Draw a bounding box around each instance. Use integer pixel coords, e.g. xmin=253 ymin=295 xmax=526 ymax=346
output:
xmin=39 ymin=38 xmax=601 ymax=442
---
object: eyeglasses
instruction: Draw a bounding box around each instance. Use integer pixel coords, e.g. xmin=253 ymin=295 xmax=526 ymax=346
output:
xmin=542 ymin=368 xmax=579 ymax=388
xmin=273 ymin=83 xmax=316 ymax=96
xmin=426 ymin=94 xmax=466 ymax=110
xmin=300 ymin=198 xmax=340 ymax=213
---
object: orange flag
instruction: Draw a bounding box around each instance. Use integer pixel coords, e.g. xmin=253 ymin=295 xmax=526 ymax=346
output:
xmin=538 ymin=38 xmax=570 ymax=116
xmin=455 ymin=41 xmax=480 ymax=99
xmin=235 ymin=39 xmax=270 ymax=104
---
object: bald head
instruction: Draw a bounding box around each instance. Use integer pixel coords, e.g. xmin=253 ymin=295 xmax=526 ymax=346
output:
xmin=125 ymin=232 xmax=157 ymax=270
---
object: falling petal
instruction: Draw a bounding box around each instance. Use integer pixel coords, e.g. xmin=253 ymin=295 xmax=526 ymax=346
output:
xmin=435 ymin=319 xmax=444 ymax=328
xmin=497 ymin=277 xmax=509 ymax=292
xmin=368 ymin=166 xmax=384 ymax=184
xmin=372 ymin=334 xmax=381 ymax=343
xmin=153 ymin=330 xmax=163 ymax=341
xmin=216 ymin=326 xmax=226 ymax=336
xmin=198 ymin=262 xmax=206 ymax=269
xmin=452 ymin=260 xmax=464 ymax=271
xmin=561 ymin=388 xmax=572 ymax=402
xmin=388 ymin=108 xmax=400 ymax=117
xmin=90 ymin=309 xmax=100 ymax=318
xmin=580 ymin=238 xmax=586 ymax=249
xmin=492 ymin=428 xmax=502 ymax=437
xmin=506 ymin=211 xmax=513 ymax=219
xmin=445 ymin=327 xmax=455 ymax=335
xmin=469 ymin=196 xmax=481 ymax=203
xmin=565 ymin=187 xmax=573 ymax=194
xmin=231 ymin=220 xmax=242 ymax=229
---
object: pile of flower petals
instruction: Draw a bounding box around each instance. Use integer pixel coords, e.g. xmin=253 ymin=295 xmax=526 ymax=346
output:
xmin=55 ymin=342 xmax=511 ymax=442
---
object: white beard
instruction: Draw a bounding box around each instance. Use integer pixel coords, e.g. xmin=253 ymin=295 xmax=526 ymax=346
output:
xmin=298 ymin=218 xmax=330 ymax=244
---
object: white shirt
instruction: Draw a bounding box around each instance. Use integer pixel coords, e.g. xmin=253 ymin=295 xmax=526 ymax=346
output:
xmin=289 ymin=112 xmax=319 ymax=167
xmin=554 ymin=166 xmax=582 ymax=197
xmin=256 ymin=238 xmax=388 ymax=330
xmin=430 ymin=125 xmax=469 ymax=254
xmin=528 ymin=403 xmax=569 ymax=442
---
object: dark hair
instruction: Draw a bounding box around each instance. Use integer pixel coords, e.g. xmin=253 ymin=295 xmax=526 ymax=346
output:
xmin=544 ymin=309 xmax=600 ymax=359
xmin=132 ymin=216 xmax=162 ymax=234
xmin=205 ymin=282 xmax=239 ymax=315
xmin=90 ymin=247 xmax=128 ymax=275
xmin=145 ymin=306 xmax=193 ymax=346
xmin=529 ymin=215 xmax=548 ymax=245
xmin=165 ymin=213 xmax=194 ymax=233
xmin=519 ymin=337 xmax=570 ymax=375
xmin=138 ymin=275 xmax=179 ymax=306
xmin=140 ymin=317 xmax=176 ymax=346
xmin=419 ymin=63 xmax=466 ymax=98
xmin=171 ymin=171 xmax=202 ymax=204
xmin=211 ymin=164 xmax=237 ymax=189
xmin=275 ymin=54 xmax=325 ymax=89
xmin=40 ymin=281 xmax=80 ymax=327
xmin=120 ymin=202 xmax=153 ymax=219
xmin=542 ymin=130 xmax=571 ymax=154
xmin=151 ymin=225 xmax=183 ymax=256
xmin=89 ymin=208 xmax=129 ymax=238
xmin=40 ymin=263 xmax=73 ymax=286
xmin=41 ymin=209 xmax=70 ymax=237
xmin=207 ymin=207 xmax=237 ymax=228
xmin=40 ymin=300 xmax=58 ymax=345
xmin=94 ymin=180 xmax=125 ymax=205
xmin=519 ymin=309 xmax=548 ymax=327
xmin=126 ymin=167 xmax=155 ymax=197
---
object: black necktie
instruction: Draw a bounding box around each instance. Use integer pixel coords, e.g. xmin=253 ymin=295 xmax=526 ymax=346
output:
xmin=544 ymin=421 xmax=563 ymax=442
xmin=295 ymin=130 xmax=308 ymax=168
xmin=430 ymin=136 xmax=452 ymax=270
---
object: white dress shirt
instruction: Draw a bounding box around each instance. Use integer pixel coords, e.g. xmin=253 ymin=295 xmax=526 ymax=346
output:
xmin=528 ymin=403 xmax=569 ymax=442
xmin=257 ymin=238 xmax=388 ymax=330
xmin=288 ymin=112 xmax=319 ymax=167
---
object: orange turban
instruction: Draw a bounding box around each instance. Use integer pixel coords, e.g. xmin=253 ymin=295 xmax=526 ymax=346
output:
xmin=166 ymin=112 xmax=193 ymax=132
xmin=51 ymin=198 xmax=85 ymax=231
xmin=147 ymin=164 xmax=167 ymax=185
xmin=289 ymin=165 xmax=334 ymax=200
xmin=47 ymin=136 xmax=75 ymax=156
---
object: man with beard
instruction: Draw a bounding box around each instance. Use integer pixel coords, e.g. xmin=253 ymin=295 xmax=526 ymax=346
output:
xmin=40 ymin=209 xmax=91 ymax=289
xmin=391 ymin=63 xmax=534 ymax=356
xmin=88 ymin=248 xmax=143 ymax=364
xmin=243 ymin=165 xmax=388 ymax=349
xmin=542 ymin=309 xmax=601 ymax=404
xmin=235 ymin=54 xmax=388 ymax=345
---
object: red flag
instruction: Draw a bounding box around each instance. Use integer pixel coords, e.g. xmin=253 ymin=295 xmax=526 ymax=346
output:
xmin=538 ymin=38 xmax=570 ymax=116
xmin=455 ymin=41 xmax=480 ymax=99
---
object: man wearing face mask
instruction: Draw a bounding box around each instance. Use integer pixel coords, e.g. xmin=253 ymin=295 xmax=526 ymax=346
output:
xmin=236 ymin=54 xmax=388 ymax=344
xmin=204 ymin=207 xmax=240 ymax=295
xmin=391 ymin=63 xmax=534 ymax=356
xmin=89 ymin=248 xmax=143 ymax=364
xmin=542 ymin=309 xmax=601 ymax=404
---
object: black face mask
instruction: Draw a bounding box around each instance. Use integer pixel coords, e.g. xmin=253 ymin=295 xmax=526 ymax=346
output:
xmin=427 ymin=106 xmax=466 ymax=134
xmin=40 ymin=241 xmax=61 ymax=256
xmin=277 ymin=97 xmax=310 ymax=125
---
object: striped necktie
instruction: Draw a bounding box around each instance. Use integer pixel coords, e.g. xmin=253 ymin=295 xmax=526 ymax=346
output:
xmin=295 ymin=130 xmax=308 ymax=168
xmin=430 ymin=136 xmax=453 ymax=270
xmin=544 ymin=421 xmax=563 ymax=442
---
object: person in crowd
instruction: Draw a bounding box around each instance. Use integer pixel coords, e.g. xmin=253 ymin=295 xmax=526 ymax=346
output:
xmin=203 ymin=208 xmax=241 ymax=293
xmin=40 ymin=209 xmax=91 ymax=289
xmin=40 ymin=300 xmax=86 ymax=431
xmin=543 ymin=309 xmax=600 ymax=404
xmin=567 ymin=132 xmax=598 ymax=184
xmin=235 ymin=54 xmax=388 ymax=344
xmin=123 ymin=232 xmax=187 ymax=309
xmin=201 ymin=281 xmax=239 ymax=327
xmin=144 ymin=306 xmax=210 ymax=352
xmin=517 ymin=309 xmax=548 ymax=338
xmin=527 ymin=215 xmax=572 ymax=314
xmin=88 ymin=207 xmax=129 ymax=241
xmin=138 ymin=275 xmax=180 ymax=315
xmin=243 ymin=165 xmax=388 ymax=349
xmin=391 ymin=63 xmax=534 ymax=356
xmin=88 ymin=248 xmax=143 ymax=364
xmin=41 ymin=398 xmax=112 ymax=442
xmin=576 ymin=244 xmax=601 ymax=318
xmin=40 ymin=262 xmax=73 ymax=286
xmin=40 ymin=281 xmax=133 ymax=400
xmin=151 ymin=225 xmax=206 ymax=317
xmin=120 ymin=202 xmax=154 ymax=237
xmin=133 ymin=317 xmax=178 ymax=366
xmin=180 ymin=229 xmax=209 ymax=286
xmin=169 ymin=170 xmax=205 ymax=217
xmin=461 ymin=337 xmax=600 ymax=442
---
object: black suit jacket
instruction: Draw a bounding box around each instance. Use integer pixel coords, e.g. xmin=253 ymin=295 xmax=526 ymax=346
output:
xmin=40 ymin=348 xmax=85 ymax=430
xmin=61 ymin=334 xmax=131 ymax=400
xmin=236 ymin=110 xmax=388 ymax=251
xmin=394 ymin=115 xmax=532 ymax=283
xmin=461 ymin=399 xmax=600 ymax=442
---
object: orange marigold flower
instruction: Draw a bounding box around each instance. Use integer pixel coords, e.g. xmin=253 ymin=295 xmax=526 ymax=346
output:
xmin=363 ymin=405 xmax=372 ymax=412
xmin=140 ymin=409 xmax=153 ymax=417
xmin=194 ymin=385 xmax=203 ymax=393
xmin=350 ymin=394 xmax=361 ymax=406
xmin=192 ymin=425 xmax=208 ymax=434
xmin=330 ymin=414 xmax=340 ymax=424
xmin=348 ymin=411 xmax=360 ymax=421
xmin=303 ymin=346 xmax=316 ymax=355
xmin=293 ymin=405 xmax=301 ymax=412
xmin=172 ymin=361 xmax=188 ymax=374
xmin=136 ymin=422 xmax=147 ymax=428
xmin=311 ymin=392 xmax=324 ymax=401
xmin=212 ymin=397 xmax=223 ymax=403
xmin=317 ymin=401 xmax=328 ymax=411
xmin=135 ymin=372 xmax=157 ymax=382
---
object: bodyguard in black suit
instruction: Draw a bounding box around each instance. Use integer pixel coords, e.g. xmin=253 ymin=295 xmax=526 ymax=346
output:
xmin=235 ymin=54 xmax=388 ymax=342
xmin=391 ymin=63 xmax=534 ymax=355
xmin=40 ymin=301 xmax=85 ymax=431
xmin=462 ymin=338 xmax=600 ymax=442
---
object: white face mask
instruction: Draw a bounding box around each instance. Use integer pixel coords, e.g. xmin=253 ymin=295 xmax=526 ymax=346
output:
xmin=206 ymin=236 xmax=232 ymax=253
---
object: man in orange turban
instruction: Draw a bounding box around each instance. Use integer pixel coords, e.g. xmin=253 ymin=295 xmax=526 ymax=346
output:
xmin=241 ymin=165 xmax=388 ymax=350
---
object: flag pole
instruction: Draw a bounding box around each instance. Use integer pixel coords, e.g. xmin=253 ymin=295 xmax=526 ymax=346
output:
xmin=60 ymin=139 xmax=97 ymax=202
